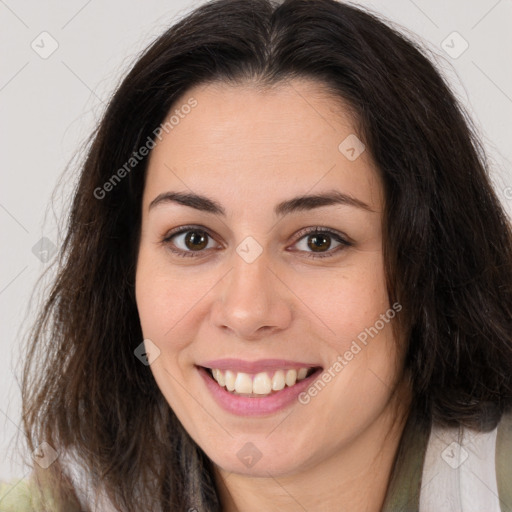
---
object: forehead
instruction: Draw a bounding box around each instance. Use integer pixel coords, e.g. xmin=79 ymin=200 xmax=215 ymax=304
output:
xmin=143 ymin=79 xmax=383 ymax=214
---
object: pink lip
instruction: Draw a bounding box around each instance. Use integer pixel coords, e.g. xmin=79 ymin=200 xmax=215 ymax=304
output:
xmin=199 ymin=358 xmax=321 ymax=373
xmin=197 ymin=365 xmax=323 ymax=417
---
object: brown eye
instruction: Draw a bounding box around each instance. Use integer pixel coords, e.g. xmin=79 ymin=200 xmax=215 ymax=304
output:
xmin=162 ymin=227 xmax=218 ymax=257
xmin=307 ymin=233 xmax=332 ymax=252
xmin=292 ymin=227 xmax=352 ymax=259
xmin=183 ymin=231 xmax=209 ymax=251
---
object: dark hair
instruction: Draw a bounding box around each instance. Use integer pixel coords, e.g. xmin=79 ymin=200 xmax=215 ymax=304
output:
xmin=20 ymin=0 xmax=512 ymax=510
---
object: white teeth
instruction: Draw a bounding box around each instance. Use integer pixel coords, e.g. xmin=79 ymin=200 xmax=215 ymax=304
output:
xmin=212 ymin=369 xmax=220 ymax=383
xmin=234 ymin=372 xmax=253 ymax=394
xmin=253 ymin=372 xmax=272 ymax=394
xmin=285 ymin=369 xmax=297 ymax=387
xmin=297 ymin=368 xmax=308 ymax=380
xmin=209 ymin=367 xmax=315 ymax=396
xmin=216 ymin=369 xmax=225 ymax=387
xmin=271 ymin=370 xmax=285 ymax=391
xmin=225 ymin=370 xmax=236 ymax=391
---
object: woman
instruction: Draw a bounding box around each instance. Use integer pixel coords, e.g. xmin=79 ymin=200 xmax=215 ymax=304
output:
xmin=3 ymin=0 xmax=511 ymax=510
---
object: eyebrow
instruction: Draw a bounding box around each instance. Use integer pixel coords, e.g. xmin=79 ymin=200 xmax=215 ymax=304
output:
xmin=148 ymin=190 xmax=373 ymax=216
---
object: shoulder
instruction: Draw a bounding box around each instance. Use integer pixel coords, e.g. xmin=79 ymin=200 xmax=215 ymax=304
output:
xmin=0 ymin=478 xmax=46 ymax=511
xmin=59 ymin=448 xmax=119 ymax=511
xmin=419 ymin=408 xmax=512 ymax=512
xmin=496 ymin=408 xmax=512 ymax=511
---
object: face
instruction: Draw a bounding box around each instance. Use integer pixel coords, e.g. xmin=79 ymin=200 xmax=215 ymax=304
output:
xmin=135 ymin=79 xmax=407 ymax=478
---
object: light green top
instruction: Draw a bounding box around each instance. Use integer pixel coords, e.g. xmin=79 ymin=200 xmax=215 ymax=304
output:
xmin=0 ymin=478 xmax=52 ymax=511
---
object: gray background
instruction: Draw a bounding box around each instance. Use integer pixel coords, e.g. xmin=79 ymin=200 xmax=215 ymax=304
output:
xmin=1 ymin=0 xmax=511 ymax=482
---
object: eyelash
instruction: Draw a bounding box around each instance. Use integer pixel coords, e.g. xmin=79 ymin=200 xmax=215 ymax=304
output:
xmin=160 ymin=225 xmax=352 ymax=259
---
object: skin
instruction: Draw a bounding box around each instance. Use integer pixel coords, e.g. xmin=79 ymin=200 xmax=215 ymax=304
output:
xmin=135 ymin=79 xmax=412 ymax=512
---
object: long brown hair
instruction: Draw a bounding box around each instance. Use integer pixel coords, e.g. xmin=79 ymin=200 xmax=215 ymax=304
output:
xmin=20 ymin=0 xmax=512 ymax=510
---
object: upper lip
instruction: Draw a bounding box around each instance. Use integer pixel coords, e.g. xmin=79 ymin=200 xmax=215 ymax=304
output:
xmin=198 ymin=358 xmax=322 ymax=373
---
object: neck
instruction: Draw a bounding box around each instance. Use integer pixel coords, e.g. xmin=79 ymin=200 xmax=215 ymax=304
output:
xmin=213 ymin=385 xmax=412 ymax=512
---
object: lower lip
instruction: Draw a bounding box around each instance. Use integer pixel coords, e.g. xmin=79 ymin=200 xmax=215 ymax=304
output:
xmin=197 ymin=366 xmax=322 ymax=417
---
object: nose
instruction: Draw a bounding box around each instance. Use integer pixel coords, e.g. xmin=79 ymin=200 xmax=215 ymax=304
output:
xmin=210 ymin=250 xmax=293 ymax=341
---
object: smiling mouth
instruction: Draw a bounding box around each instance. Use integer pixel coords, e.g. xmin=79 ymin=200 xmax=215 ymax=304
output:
xmin=202 ymin=366 xmax=322 ymax=397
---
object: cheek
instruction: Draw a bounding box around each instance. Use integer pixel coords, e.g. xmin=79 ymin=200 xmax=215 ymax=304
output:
xmin=135 ymin=245 xmax=213 ymax=355
xmin=135 ymin=247 xmax=181 ymax=342
xmin=291 ymin=253 xmax=389 ymax=351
